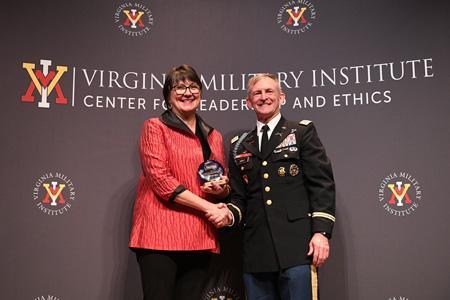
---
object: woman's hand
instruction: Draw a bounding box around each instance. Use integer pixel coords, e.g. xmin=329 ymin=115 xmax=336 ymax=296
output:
xmin=200 ymin=176 xmax=230 ymax=198
xmin=205 ymin=203 xmax=233 ymax=228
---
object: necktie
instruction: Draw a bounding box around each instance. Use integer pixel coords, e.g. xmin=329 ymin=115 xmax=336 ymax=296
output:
xmin=260 ymin=124 xmax=270 ymax=153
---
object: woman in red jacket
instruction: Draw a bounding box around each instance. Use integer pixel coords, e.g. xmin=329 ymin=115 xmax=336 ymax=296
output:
xmin=129 ymin=65 xmax=231 ymax=299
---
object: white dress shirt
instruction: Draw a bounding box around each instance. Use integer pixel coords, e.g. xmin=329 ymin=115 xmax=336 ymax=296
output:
xmin=256 ymin=113 xmax=282 ymax=151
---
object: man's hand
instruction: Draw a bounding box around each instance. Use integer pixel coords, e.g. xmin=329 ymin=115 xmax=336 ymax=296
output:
xmin=307 ymin=232 xmax=330 ymax=267
xmin=205 ymin=203 xmax=232 ymax=228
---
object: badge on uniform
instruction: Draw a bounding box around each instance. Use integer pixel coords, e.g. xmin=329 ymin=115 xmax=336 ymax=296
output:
xmin=235 ymin=152 xmax=252 ymax=159
xmin=242 ymin=174 xmax=249 ymax=184
xmin=289 ymin=164 xmax=299 ymax=176
xmin=278 ymin=167 xmax=286 ymax=176
xmin=275 ymin=133 xmax=297 ymax=150
xmin=235 ymin=152 xmax=252 ymax=165
xmin=273 ymin=148 xmax=283 ymax=153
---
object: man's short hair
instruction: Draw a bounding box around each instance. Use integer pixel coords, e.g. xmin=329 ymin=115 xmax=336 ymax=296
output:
xmin=247 ymin=73 xmax=282 ymax=97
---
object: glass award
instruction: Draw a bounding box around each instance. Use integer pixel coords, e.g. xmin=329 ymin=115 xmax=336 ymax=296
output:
xmin=198 ymin=159 xmax=226 ymax=187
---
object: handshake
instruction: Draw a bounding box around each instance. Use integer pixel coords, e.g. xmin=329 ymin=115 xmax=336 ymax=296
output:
xmin=205 ymin=203 xmax=233 ymax=228
xmin=200 ymin=177 xmax=233 ymax=228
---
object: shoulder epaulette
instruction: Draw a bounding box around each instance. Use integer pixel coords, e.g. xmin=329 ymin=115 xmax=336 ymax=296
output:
xmin=231 ymin=135 xmax=239 ymax=144
xmin=299 ymin=120 xmax=313 ymax=126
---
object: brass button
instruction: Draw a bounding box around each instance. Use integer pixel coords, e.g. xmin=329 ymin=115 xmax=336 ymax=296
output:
xmin=266 ymin=199 xmax=272 ymax=206
xmin=263 ymin=173 xmax=269 ymax=179
xmin=284 ymin=154 xmax=289 ymax=158
xmin=308 ymin=213 xmax=312 ymax=217
xmin=241 ymin=166 xmax=244 ymax=171
xmin=262 ymin=161 xmax=268 ymax=166
xmin=265 ymin=186 xmax=271 ymax=192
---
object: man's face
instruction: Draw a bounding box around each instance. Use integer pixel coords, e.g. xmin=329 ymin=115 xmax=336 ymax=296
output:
xmin=246 ymin=77 xmax=285 ymax=123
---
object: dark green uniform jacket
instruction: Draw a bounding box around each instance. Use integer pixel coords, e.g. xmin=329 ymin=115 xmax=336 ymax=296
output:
xmin=227 ymin=116 xmax=336 ymax=272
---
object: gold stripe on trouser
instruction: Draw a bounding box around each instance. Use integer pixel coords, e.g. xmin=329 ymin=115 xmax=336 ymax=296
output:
xmin=311 ymin=265 xmax=319 ymax=300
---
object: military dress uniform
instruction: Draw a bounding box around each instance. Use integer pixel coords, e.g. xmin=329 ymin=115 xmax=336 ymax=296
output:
xmin=227 ymin=115 xmax=335 ymax=297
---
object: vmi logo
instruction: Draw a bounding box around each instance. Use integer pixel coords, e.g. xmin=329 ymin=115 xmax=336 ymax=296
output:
xmin=114 ymin=2 xmax=154 ymax=37
xmin=388 ymin=182 xmax=412 ymax=207
xmin=203 ymin=286 xmax=240 ymax=300
xmin=33 ymin=172 xmax=75 ymax=216
xmin=277 ymin=0 xmax=317 ymax=35
xmin=34 ymin=295 xmax=61 ymax=300
xmin=378 ymin=172 xmax=422 ymax=217
xmin=286 ymin=6 xmax=308 ymax=27
xmin=22 ymin=59 xmax=68 ymax=108
xmin=42 ymin=181 xmax=66 ymax=206
xmin=123 ymin=9 xmax=145 ymax=29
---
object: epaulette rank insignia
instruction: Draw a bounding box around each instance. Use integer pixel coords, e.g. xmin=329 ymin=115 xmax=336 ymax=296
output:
xmin=299 ymin=120 xmax=313 ymax=126
xmin=231 ymin=135 xmax=239 ymax=144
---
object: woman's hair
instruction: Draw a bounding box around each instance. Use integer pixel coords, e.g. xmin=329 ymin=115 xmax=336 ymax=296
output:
xmin=162 ymin=65 xmax=203 ymax=105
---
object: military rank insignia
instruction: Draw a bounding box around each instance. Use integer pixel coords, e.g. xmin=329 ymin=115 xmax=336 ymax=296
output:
xmin=278 ymin=167 xmax=286 ymax=176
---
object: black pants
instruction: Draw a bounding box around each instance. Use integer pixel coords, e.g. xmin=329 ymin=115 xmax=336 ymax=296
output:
xmin=135 ymin=249 xmax=212 ymax=300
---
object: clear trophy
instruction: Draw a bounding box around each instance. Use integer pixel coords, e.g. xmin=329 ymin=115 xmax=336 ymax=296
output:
xmin=198 ymin=159 xmax=226 ymax=188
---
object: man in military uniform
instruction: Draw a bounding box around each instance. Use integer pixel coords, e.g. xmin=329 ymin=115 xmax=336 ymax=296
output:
xmin=210 ymin=73 xmax=335 ymax=299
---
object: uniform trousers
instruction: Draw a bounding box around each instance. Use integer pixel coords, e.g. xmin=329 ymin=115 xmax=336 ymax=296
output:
xmin=135 ymin=249 xmax=212 ymax=300
xmin=243 ymin=265 xmax=319 ymax=300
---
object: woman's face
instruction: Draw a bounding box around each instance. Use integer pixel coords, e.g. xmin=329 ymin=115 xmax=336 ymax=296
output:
xmin=168 ymin=80 xmax=201 ymax=117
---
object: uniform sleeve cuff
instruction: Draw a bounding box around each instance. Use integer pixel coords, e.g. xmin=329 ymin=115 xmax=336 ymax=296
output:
xmin=227 ymin=211 xmax=235 ymax=227
xmin=227 ymin=203 xmax=242 ymax=227
xmin=312 ymin=218 xmax=334 ymax=239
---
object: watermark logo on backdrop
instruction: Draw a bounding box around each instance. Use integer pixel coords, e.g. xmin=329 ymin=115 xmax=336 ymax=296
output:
xmin=21 ymin=59 xmax=68 ymax=108
xmin=277 ymin=0 xmax=317 ymax=35
xmin=378 ymin=171 xmax=422 ymax=217
xmin=114 ymin=2 xmax=154 ymax=37
xmin=203 ymin=285 xmax=240 ymax=300
xmin=34 ymin=295 xmax=61 ymax=300
xmin=388 ymin=297 xmax=409 ymax=300
xmin=33 ymin=172 xmax=75 ymax=216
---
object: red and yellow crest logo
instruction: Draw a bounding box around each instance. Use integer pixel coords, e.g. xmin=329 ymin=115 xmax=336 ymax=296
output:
xmin=277 ymin=0 xmax=317 ymax=35
xmin=33 ymin=172 xmax=75 ymax=216
xmin=378 ymin=172 xmax=422 ymax=217
xmin=22 ymin=59 xmax=68 ymax=108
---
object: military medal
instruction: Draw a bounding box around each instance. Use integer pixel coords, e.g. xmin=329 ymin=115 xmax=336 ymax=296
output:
xmin=278 ymin=167 xmax=286 ymax=176
xmin=289 ymin=164 xmax=299 ymax=176
xmin=276 ymin=133 xmax=297 ymax=149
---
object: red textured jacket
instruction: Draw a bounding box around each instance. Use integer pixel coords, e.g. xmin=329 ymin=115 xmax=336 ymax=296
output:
xmin=129 ymin=111 xmax=226 ymax=253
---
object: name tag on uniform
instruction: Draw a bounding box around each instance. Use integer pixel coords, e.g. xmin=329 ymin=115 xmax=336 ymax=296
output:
xmin=235 ymin=152 xmax=252 ymax=165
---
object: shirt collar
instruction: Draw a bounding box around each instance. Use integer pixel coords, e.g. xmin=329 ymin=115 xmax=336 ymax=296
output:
xmin=256 ymin=113 xmax=282 ymax=137
xmin=159 ymin=110 xmax=213 ymax=137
